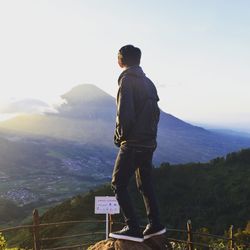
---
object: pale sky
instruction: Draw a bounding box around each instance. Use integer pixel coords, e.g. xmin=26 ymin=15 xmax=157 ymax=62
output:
xmin=0 ymin=0 xmax=249 ymax=132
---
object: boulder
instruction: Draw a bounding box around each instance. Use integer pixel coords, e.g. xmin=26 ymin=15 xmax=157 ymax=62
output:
xmin=87 ymin=238 xmax=115 ymax=250
xmin=144 ymin=235 xmax=173 ymax=250
xmin=87 ymin=235 xmax=172 ymax=250
xmin=115 ymin=239 xmax=151 ymax=250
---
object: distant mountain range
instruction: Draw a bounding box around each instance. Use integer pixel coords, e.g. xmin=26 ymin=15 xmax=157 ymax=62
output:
xmin=1 ymin=84 xmax=250 ymax=164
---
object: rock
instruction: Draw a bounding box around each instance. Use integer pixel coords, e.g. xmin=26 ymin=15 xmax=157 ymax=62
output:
xmin=115 ymin=239 xmax=151 ymax=250
xmin=87 ymin=238 xmax=115 ymax=250
xmin=145 ymin=235 xmax=173 ymax=250
xmin=87 ymin=235 xmax=172 ymax=250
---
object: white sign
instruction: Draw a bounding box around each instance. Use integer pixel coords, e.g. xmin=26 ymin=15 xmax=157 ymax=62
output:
xmin=95 ymin=196 xmax=120 ymax=214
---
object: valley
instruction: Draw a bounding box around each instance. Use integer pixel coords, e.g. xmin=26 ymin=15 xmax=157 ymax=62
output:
xmin=0 ymin=135 xmax=115 ymax=218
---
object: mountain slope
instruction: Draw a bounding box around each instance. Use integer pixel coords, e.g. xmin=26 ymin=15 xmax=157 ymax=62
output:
xmin=157 ymin=113 xmax=250 ymax=163
xmin=1 ymin=84 xmax=250 ymax=164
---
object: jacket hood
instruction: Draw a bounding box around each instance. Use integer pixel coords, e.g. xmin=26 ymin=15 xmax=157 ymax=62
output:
xmin=118 ymin=65 xmax=145 ymax=84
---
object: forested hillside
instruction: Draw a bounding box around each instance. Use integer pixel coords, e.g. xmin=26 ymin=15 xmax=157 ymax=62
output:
xmin=7 ymin=148 xmax=250 ymax=248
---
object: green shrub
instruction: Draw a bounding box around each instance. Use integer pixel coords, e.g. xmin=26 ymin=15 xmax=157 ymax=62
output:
xmin=0 ymin=233 xmax=6 ymax=250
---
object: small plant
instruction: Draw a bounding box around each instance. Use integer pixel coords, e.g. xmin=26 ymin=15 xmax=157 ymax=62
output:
xmin=0 ymin=233 xmax=7 ymax=250
xmin=170 ymin=241 xmax=187 ymax=249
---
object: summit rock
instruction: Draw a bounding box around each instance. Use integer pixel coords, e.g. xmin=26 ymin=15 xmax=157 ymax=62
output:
xmin=87 ymin=235 xmax=172 ymax=250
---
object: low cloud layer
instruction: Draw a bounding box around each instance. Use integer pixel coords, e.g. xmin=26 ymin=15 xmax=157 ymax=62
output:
xmin=0 ymin=98 xmax=59 ymax=115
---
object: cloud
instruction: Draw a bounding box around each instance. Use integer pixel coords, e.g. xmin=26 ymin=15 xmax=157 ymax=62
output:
xmin=0 ymin=98 xmax=59 ymax=114
xmin=157 ymin=81 xmax=183 ymax=88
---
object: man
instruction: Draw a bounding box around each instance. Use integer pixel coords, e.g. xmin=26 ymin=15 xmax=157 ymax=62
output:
xmin=109 ymin=45 xmax=166 ymax=242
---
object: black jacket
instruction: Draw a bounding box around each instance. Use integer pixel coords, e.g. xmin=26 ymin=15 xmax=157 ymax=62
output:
xmin=114 ymin=65 xmax=160 ymax=148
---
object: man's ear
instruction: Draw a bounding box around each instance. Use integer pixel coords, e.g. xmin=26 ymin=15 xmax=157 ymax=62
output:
xmin=120 ymin=56 xmax=125 ymax=65
xmin=118 ymin=56 xmax=125 ymax=68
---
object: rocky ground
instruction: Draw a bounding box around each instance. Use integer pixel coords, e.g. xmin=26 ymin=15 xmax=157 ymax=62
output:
xmin=87 ymin=235 xmax=172 ymax=250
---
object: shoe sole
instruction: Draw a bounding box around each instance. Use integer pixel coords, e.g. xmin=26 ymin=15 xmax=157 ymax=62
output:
xmin=109 ymin=233 xmax=144 ymax=242
xmin=143 ymin=228 xmax=166 ymax=240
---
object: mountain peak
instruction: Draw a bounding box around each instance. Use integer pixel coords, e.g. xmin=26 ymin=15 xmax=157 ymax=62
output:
xmin=58 ymin=84 xmax=116 ymax=120
xmin=61 ymin=84 xmax=113 ymax=104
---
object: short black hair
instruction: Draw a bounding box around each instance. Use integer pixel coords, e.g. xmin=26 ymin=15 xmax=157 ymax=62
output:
xmin=118 ymin=45 xmax=141 ymax=67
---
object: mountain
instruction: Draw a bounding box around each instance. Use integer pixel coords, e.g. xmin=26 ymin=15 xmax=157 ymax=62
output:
xmin=0 ymin=85 xmax=115 ymax=147
xmin=209 ymin=128 xmax=250 ymax=138
xmin=9 ymin=149 xmax=250 ymax=249
xmin=0 ymin=84 xmax=250 ymax=164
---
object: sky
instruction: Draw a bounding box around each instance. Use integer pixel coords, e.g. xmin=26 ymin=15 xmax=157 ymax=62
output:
xmin=0 ymin=0 xmax=249 ymax=132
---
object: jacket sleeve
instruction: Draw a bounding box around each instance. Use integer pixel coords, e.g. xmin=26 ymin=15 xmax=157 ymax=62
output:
xmin=115 ymin=76 xmax=136 ymax=145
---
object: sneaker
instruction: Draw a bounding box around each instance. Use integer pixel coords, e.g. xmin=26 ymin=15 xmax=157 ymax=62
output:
xmin=109 ymin=225 xmax=144 ymax=242
xmin=143 ymin=223 xmax=166 ymax=239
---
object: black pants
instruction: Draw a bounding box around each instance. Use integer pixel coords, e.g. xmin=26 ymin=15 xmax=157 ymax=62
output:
xmin=111 ymin=145 xmax=160 ymax=229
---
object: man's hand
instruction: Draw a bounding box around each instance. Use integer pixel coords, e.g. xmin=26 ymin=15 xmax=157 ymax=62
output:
xmin=114 ymin=130 xmax=121 ymax=147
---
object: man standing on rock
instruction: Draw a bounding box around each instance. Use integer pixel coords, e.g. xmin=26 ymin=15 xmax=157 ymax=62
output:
xmin=109 ymin=45 xmax=166 ymax=242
